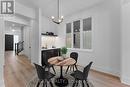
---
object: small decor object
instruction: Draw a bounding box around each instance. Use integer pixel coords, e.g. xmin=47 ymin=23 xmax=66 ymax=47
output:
xmin=60 ymin=47 xmax=68 ymax=59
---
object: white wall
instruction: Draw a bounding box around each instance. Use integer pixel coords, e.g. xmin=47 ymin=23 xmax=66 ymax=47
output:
xmin=15 ymin=2 xmax=35 ymax=19
xmin=57 ymin=0 xmax=121 ymax=76
xmin=121 ymin=1 xmax=130 ymax=85
xmin=41 ymin=16 xmax=57 ymax=34
xmin=0 ymin=18 xmax=5 ymax=87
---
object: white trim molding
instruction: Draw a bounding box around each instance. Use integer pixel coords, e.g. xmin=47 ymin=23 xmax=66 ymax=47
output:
xmin=121 ymin=76 xmax=130 ymax=85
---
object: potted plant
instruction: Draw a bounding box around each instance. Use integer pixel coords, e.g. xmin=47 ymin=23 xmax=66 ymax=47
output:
xmin=60 ymin=47 xmax=68 ymax=58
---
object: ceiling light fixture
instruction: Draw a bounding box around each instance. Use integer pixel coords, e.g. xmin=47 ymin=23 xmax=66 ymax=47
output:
xmin=12 ymin=29 xmax=15 ymax=32
xmin=51 ymin=0 xmax=63 ymax=24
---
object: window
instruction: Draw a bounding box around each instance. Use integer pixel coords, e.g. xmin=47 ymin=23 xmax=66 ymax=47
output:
xmin=73 ymin=20 xmax=80 ymax=48
xmin=66 ymin=23 xmax=72 ymax=48
xmin=66 ymin=17 xmax=92 ymax=50
xmin=83 ymin=17 xmax=92 ymax=49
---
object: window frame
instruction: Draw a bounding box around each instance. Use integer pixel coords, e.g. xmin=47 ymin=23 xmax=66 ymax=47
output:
xmin=66 ymin=17 xmax=93 ymax=52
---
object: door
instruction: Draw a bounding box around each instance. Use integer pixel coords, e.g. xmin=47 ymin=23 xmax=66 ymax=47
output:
xmin=5 ymin=34 xmax=14 ymax=51
xmin=23 ymin=26 xmax=32 ymax=60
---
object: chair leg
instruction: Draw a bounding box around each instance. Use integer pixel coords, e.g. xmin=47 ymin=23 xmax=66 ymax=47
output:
xmin=37 ymin=80 xmax=42 ymax=87
xmin=65 ymin=66 xmax=70 ymax=74
xmin=52 ymin=66 xmax=56 ymax=74
xmin=82 ymin=80 xmax=85 ymax=87
xmin=45 ymin=80 xmax=47 ymax=87
xmin=72 ymin=79 xmax=76 ymax=87
xmin=76 ymin=80 xmax=79 ymax=87
xmin=70 ymin=66 xmax=72 ymax=71
xmin=73 ymin=65 xmax=75 ymax=71
xmin=85 ymin=80 xmax=89 ymax=87
xmin=42 ymin=80 xmax=45 ymax=87
xmin=49 ymin=80 xmax=53 ymax=87
xmin=75 ymin=64 xmax=78 ymax=70
xmin=46 ymin=83 xmax=47 ymax=87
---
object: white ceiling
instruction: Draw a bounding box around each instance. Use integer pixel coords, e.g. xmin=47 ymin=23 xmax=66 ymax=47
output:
xmin=16 ymin=0 xmax=105 ymax=17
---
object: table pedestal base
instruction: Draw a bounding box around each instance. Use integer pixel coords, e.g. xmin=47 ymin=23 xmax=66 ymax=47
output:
xmin=55 ymin=77 xmax=68 ymax=87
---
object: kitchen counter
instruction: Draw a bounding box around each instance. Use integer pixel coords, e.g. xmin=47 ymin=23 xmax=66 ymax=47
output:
xmin=41 ymin=48 xmax=60 ymax=51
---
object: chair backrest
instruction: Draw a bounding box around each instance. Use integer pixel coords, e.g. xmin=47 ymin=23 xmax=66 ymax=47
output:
xmin=83 ymin=61 xmax=93 ymax=79
xmin=70 ymin=52 xmax=78 ymax=62
xmin=34 ymin=63 xmax=45 ymax=80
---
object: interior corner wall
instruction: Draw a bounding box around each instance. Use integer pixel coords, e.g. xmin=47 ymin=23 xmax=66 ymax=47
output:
xmin=121 ymin=1 xmax=130 ymax=85
xmin=57 ymin=0 xmax=121 ymax=76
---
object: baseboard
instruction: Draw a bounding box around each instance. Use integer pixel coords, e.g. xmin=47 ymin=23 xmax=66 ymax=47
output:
xmin=92 ymin=66 xmax=120 ymax=77
xmin=79 ymin=63 xmax=120 ymax=77
xmin=91 ymin=69 xmax=119 ymax=78
xmin=121 ymin=76 xmax=130 ymax=85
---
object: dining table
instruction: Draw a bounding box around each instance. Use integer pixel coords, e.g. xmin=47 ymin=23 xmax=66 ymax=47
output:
xmin=48 ymin=56 xmax=76 ymax=86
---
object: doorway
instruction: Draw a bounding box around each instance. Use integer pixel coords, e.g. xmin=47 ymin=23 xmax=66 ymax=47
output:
xmin=5 ymin=34 xmax=14 ymax=51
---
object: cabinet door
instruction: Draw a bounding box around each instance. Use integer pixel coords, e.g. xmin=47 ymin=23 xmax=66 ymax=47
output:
xmin=54 ymin=49 xmax=61 ymax=56
xmin=47 ymin=50 xmax=53 ymax=59
xmin=41 ymin=51 xmax=47 ymax=66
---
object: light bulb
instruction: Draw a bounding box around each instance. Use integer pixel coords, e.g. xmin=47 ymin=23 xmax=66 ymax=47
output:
xmin=61 ymin=16 xmax=64 ymax=19
xmin=58 ymin=19 xmax=61 ymax=22
xmin=12 ymin=29 xmax=15 ymax=32
xmin=51 ymin=16 xmax=55 ymax=19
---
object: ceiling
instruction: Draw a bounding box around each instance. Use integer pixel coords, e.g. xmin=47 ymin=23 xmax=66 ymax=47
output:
xmin=16 ymin=0 xmax=105 ymax=17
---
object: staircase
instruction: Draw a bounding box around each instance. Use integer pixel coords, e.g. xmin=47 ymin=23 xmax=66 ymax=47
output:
xmin=15 ymin=41 xmax=24 ymax=55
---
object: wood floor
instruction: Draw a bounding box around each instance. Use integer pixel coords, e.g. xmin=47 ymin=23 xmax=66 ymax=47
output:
xmin=4 ymin=51 xmax=130 ymax=87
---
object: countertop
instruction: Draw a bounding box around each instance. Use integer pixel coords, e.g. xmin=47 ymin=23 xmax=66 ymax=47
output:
xmin=41 ymin=48 xmax=60 ymax=51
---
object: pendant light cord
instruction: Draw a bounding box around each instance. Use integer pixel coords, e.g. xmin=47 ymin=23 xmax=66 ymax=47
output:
xmin=58 ymin=0 xmax=59 ymax=18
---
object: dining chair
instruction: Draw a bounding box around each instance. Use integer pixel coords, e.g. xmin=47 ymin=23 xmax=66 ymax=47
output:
xmin=34 ymin=63 xmax=55 ymax=87
xmin=65 ymin=52 xmax=78 ymax=74
xmin=70 ymin=61 xmax=93 ymax=87
xmin=42 ymin=53 xmax=56 ymax=74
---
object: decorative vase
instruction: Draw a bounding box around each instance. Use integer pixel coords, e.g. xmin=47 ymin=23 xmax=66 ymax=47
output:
xmin=62 ymin=54 xmax=66 ymax=59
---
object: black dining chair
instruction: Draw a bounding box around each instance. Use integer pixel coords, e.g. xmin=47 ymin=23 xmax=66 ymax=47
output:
xmin=65 ymin=52 xmax=78 ymax=74
xmin=70 ymin=61 xmax=93 ymax=87
xmin=34 ymin=63 xmax=55 ymax=87
xmin=42 ymin=53 xmax=56 ymax=74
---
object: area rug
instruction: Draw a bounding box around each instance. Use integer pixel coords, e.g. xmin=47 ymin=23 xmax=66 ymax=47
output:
xmin=26 ymin=67 xmax=94 ymax=87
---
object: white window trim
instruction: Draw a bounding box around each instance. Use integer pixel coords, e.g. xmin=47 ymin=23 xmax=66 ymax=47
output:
xmin=66 ymin=17 xmax=93 ymax=52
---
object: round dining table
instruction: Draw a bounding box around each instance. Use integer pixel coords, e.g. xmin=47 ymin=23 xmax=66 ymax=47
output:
xmin=48 ymin=56 xmax=76 ymax=87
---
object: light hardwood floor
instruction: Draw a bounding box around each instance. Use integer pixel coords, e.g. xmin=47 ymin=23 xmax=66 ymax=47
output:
xmin=4 ymin=51 xmax=130 ymax=87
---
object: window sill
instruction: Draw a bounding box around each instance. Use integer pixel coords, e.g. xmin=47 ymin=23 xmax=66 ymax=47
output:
xmin=67 ymin=48 xmax=93 ymax=52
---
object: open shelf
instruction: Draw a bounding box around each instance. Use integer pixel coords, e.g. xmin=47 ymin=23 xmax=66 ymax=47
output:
xmin=41 ymin=33 xmax=58 ymax=37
